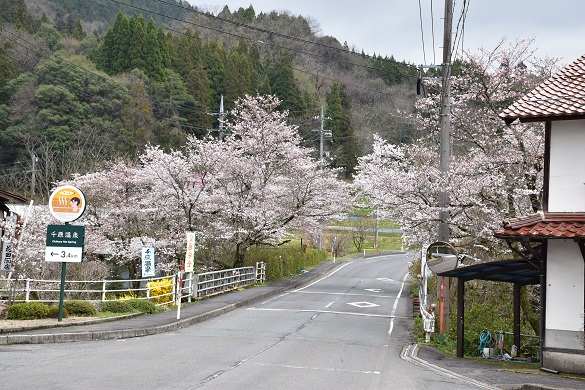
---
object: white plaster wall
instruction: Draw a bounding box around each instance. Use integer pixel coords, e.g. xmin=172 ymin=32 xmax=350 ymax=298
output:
xmin=548 ymin=119 xmax=585 ymax=211
xmin=546 ymin=240 xmax=584 ymax=332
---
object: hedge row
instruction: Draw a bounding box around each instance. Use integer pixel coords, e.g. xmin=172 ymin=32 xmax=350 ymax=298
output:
xmin=6 ymin=298 xmax=159 ymax=320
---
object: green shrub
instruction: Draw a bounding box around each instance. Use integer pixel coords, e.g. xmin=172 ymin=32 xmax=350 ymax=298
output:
xmin=63 ymin=300 xmax=98 ymax=316
xmin=47 ymin=306 xmax=69 ymax=318
xmin=127 ymin=299 xmax=158 ymax=314
xmin=245 ymin=245 xmax=328 ymax=282
xmin=100 ymin=300 xmax=134 ymax=313
xmin=7 ymin=302 xmax=50 ymax=320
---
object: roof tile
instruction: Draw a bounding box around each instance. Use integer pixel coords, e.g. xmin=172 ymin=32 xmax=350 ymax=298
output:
xmin=495 ymin=212 xmax=585 ymax=238
xmin=500 ymin=54 xmax=585 ymax=123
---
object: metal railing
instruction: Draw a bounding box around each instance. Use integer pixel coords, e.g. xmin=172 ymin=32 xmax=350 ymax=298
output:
xmin=0 ymin=262 xmax=266 ymax=306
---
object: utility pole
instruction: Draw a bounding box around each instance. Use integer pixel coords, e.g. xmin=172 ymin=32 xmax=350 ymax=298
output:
xmin=210 ymin=95 xmax=229 ymax=140
xmin=31 ymin=153 xmax=37 ymax=200
xmin=313 ymin=106 xmax=331 ymax=161
xmin=438 ymin=0 xmax=453 ymax=334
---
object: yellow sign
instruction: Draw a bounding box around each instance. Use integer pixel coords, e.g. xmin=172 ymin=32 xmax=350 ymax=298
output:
xmin=48 ymin=185 xmax=86 ymax=223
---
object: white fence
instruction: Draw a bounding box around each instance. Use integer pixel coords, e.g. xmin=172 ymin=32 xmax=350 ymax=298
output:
xmin=0 ymin=262 xmax=266 ymax=306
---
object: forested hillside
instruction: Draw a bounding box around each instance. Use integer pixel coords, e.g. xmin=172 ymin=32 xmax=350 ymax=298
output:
xmin=1 ymin=0 xmax=418 ymax=200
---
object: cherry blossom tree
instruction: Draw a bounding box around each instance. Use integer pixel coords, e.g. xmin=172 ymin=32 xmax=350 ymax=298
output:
xmin=43 ymin=94 xmax=349 ymax=275
xmin=207 ymin=94 xmax=350 ymax=266
xmin=354 ymin=39 xmax=559 ymax=262
xmin=66 ymin=162 xmax=166 ymax=281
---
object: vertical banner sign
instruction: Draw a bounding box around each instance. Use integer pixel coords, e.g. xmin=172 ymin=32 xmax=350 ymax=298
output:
xmin=1 ymin=215 xmax=17 ymax=272
xmin=141 ymin=247 xmax=155 ymax=277
xmin=184 ymin=232 xmax=196 ymax=272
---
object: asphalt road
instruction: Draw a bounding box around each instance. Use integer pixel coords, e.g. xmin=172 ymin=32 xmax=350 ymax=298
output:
xmin=0 ymin=253 xmax=510 ymax=390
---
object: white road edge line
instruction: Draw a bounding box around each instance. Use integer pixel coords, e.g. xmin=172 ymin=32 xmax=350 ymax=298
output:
xmin=388 ymin=271 xmax=409 ymax=337
xmin=293 ymin=262 xmax=353 ymax=291
xmin=253 ymin=362 xmax=380 ymax=375
xmin=401 ymin=344 xmax=502 ymax=390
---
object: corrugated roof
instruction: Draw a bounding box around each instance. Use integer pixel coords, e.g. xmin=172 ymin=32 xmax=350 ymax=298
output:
xmin=494 ymin=212 xmax=585 ymax=239
xmin=499 ymin=54 xmax=585 ymax=123
xmin=438 ymin=259 xmax=540 ymax=285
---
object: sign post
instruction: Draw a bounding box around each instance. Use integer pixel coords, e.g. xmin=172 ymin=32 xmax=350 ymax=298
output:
xmin=46 ymin=185 xmax=86 ymax=321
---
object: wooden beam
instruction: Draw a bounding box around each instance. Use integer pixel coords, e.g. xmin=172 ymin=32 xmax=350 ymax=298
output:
xmin=457 ymin=277 xmax=464 ymax=358
xmin=514 ymin=283 xmax=521 ymax=351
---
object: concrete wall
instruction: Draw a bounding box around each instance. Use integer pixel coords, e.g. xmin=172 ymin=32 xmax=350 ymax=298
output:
xmin=545 ymin=240 xmax=584 ymax=349
xmin=542 ymin=350 xmax=585 ymax=375
xmin=549 ymin=119 xmax=585 ymax=211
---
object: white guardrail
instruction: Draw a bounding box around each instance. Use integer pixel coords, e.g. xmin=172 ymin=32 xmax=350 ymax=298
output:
xmin=0 ymin=262 xmax=266 ymax=307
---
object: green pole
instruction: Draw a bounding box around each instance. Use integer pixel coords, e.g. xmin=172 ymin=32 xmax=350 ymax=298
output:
xmin=57 ymin=221 xmax=69 ymax=322
xmin=58 ymin=261 xmax=66 ymax=321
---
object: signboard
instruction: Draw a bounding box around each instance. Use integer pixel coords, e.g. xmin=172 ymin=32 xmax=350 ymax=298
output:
xmin=184 ymin=232 xmax=196 ymax=272
xmin=1 ymin=215 xmax=17 ymax=272
xmin=141 ymin=247 xmax=155 ymax=277
xmin=49 ymin=185 xmax=86 ymax=223
xmin=45 ymin=224 xmax=85 ymax=262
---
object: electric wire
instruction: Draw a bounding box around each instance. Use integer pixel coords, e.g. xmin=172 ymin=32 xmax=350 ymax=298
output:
xmin=90 ymin=0 xmax=418 ymax=85
xmin=418 ymin=0 xmax=427 ymax=65
xmin=0 ymin=26 xmax=336 ymax=145
xmin=430 ymin=0 xmax=436 ymax=64
xmin=0 ymin=1 xmax=419 ymax=157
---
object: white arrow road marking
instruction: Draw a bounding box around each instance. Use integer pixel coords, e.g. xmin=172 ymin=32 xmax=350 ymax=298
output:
xmin=365 ymin=288 xmax=382 ymax=293
xmin=375 ymin=277 xmax=395 ymax=282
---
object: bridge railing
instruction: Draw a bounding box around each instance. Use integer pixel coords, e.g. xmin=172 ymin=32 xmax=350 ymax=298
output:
xmin=0 ymin=262 xmax=266 ymax=306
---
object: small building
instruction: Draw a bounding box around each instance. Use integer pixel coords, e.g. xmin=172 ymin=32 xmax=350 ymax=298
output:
xmin=0 ymin=189 xmax=27 ymax=273
xmin=0 ymin=189 xmax=27 ymax=220
xmin=496 ymin=55 xmax=585 ymax=374
xmin=439 ymin=55 xmax=585 ymax=375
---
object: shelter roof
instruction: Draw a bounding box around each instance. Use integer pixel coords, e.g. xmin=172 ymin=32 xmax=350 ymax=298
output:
xmin=500 ymin=54 xmax=585 ymax=124
xmin=438 ymin=258 xmax=540 ymax=285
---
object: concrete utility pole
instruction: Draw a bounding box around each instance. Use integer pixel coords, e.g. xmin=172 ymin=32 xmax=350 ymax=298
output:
xmin=31 ymin=153 xmax=37 ymax=200
xmin=314 ymin=106 xmax=331 ymax=161
xmin=438 ymin=0 xmax=453 ymax=242
xmin=210 ymin=95 xmax=229 ymax=140
xmin=437 ymin=0 xmax=453 ymax=334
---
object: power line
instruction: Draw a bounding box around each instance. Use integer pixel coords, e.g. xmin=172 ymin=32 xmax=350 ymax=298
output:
xmin=430 ymin=0 xmax=437 ymax=64
xmin=418 ymin=0 xmax=427 ymax=65
xmin=451 ymin=0 xmax=470 ymax=63
xmin=91 ymin=0 xmax=419 ymax=84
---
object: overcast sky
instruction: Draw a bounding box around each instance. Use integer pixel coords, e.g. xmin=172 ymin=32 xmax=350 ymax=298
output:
xmin=192 ymin=1 xmax=585 ymax=66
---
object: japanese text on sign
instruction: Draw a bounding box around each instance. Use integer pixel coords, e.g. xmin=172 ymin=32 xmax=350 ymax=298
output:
xmin=1 ymin=215 xmax=17 ymax=272
xmin=142 ymin=247 xmax=155 ymax=277
xmin=184 ymin=232 xmax=196 ymax=272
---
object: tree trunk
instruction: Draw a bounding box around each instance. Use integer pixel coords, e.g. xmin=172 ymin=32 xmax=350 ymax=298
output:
xmin=520 ymin=286 xmax=539 ymax=335
xmin=234 ymin=242 xmax=245 ymax=268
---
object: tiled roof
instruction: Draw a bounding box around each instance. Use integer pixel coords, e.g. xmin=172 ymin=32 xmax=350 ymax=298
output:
xmin=499 ymin=54 xmax=585 ymax=123
xmin=494 ymin=212 xmax=585 ymax=239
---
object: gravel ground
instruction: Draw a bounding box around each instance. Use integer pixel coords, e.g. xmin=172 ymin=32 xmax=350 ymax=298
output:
xmin=0 ymin=316 xmax=100 ymax=331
